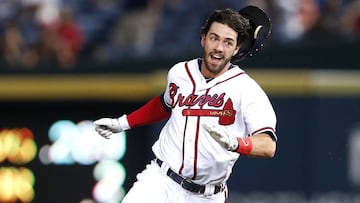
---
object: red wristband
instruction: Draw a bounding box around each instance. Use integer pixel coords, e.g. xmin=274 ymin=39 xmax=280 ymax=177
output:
xmin=236 ymin=137 xmax=253 ymax=155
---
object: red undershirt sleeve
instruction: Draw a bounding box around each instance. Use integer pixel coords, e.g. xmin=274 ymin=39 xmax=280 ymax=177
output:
xmin=127 ymin=95 xmax=171 ymax=128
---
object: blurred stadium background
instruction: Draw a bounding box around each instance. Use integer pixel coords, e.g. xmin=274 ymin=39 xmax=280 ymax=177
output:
xmin=0 ymin=0 xmax=359 ymax=202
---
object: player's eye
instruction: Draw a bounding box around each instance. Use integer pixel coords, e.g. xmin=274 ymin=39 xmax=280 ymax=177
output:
xmin=209 ymin=36 xmax=217 ymax=41
xmin=224 ymin=40 xmax=234 ymax=47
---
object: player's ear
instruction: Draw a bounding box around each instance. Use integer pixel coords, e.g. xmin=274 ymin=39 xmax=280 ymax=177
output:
xmin=233 ymin=44 xmax=240 ymax=56
xmin=200 ymin=34 xmax=205 ymax=47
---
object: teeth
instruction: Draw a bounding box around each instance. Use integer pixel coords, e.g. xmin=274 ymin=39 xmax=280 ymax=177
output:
xmin=211 ymin=54 xmax=222 ymax=59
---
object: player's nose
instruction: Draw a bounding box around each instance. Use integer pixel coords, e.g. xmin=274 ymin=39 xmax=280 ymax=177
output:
xmin=214 ymin=41 xmax=224 ymax=52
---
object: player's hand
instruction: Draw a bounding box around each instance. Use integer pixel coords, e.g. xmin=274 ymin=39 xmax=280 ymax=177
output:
xmin=94 ymin=115 xmax=129 ymax=139
xmin=203 ymin=124 xmax=238 ymax=151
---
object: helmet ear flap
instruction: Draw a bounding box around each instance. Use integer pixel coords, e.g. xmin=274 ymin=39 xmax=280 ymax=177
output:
xmin=232 ymin=6 xmax=272 ymax=63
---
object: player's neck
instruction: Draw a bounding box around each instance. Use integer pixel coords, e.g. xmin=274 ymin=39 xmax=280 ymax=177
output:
xmin=199 ymin=58 xmax=234 ymax=81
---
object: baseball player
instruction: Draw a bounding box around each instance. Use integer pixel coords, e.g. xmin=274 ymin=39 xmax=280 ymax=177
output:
xmin=94 ymin=6 xmax=277 ymax=203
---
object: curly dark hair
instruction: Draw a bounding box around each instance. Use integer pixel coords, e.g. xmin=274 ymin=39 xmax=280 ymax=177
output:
xmin=201 ymin=8 xmax=251 ymax=45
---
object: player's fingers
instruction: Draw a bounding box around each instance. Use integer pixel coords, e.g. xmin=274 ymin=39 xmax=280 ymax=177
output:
xmin=99 ymin=129 xmax=110 ymax=136
xmin=219 ymin=137 xmax=229 ymax=143
xmin=95 ymin=128 xmax=113 ymax=138
xmin=100 ymin=133 xmax=111 ymax=139
xmin=203 ymin=124 xmax=215 ymax=133
xmin=101 ymin=134 xmax=111 ymax=139
xmin=99 ymin=133 xmax=110 ymax=139
xmin=204 ymin=125 xmax=221 ymax=136
xmin=96 ymin=128 xmax=110 ymax=138
xmin=95 ymin=125 xmax=107 ymax=132
xmin=96 ymin=128 xmax=110 ymax=136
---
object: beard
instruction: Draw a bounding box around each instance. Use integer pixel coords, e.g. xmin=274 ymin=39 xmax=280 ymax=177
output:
xmin=202 ymin=51 xmax=232 ymax=76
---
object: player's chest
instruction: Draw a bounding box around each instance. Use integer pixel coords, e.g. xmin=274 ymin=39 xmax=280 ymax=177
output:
xmin=169 ymin=80 xmax=241 ymax=110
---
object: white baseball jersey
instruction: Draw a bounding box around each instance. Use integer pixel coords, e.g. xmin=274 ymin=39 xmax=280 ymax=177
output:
xmin=152 ymin=58 xmax=277 ymax=186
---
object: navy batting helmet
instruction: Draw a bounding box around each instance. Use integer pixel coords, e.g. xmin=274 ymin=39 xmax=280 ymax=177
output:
xmin=232 ymin=5 xmax=272 ymax=63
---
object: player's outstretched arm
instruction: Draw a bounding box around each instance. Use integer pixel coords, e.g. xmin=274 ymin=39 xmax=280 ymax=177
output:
xmin=127 ymin=95 xmax=170 ymax=128
xmin=94 ymin=95 xmax=170 ymax=139
xmin=203 ymin=124 xmax=276 ymax=158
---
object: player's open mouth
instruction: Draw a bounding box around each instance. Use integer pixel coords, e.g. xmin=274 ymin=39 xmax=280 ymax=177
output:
xmin=210 ymin=54 xmax=223 ymax=63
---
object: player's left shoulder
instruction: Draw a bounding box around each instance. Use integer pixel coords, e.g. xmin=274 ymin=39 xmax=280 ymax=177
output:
xmin=232 ymin=66 xmax=256 ymax=82
xmin=227 ymin=64 xmax=250 ymax=80
xmin=233 ymin=66 xmax=267 ymax=91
